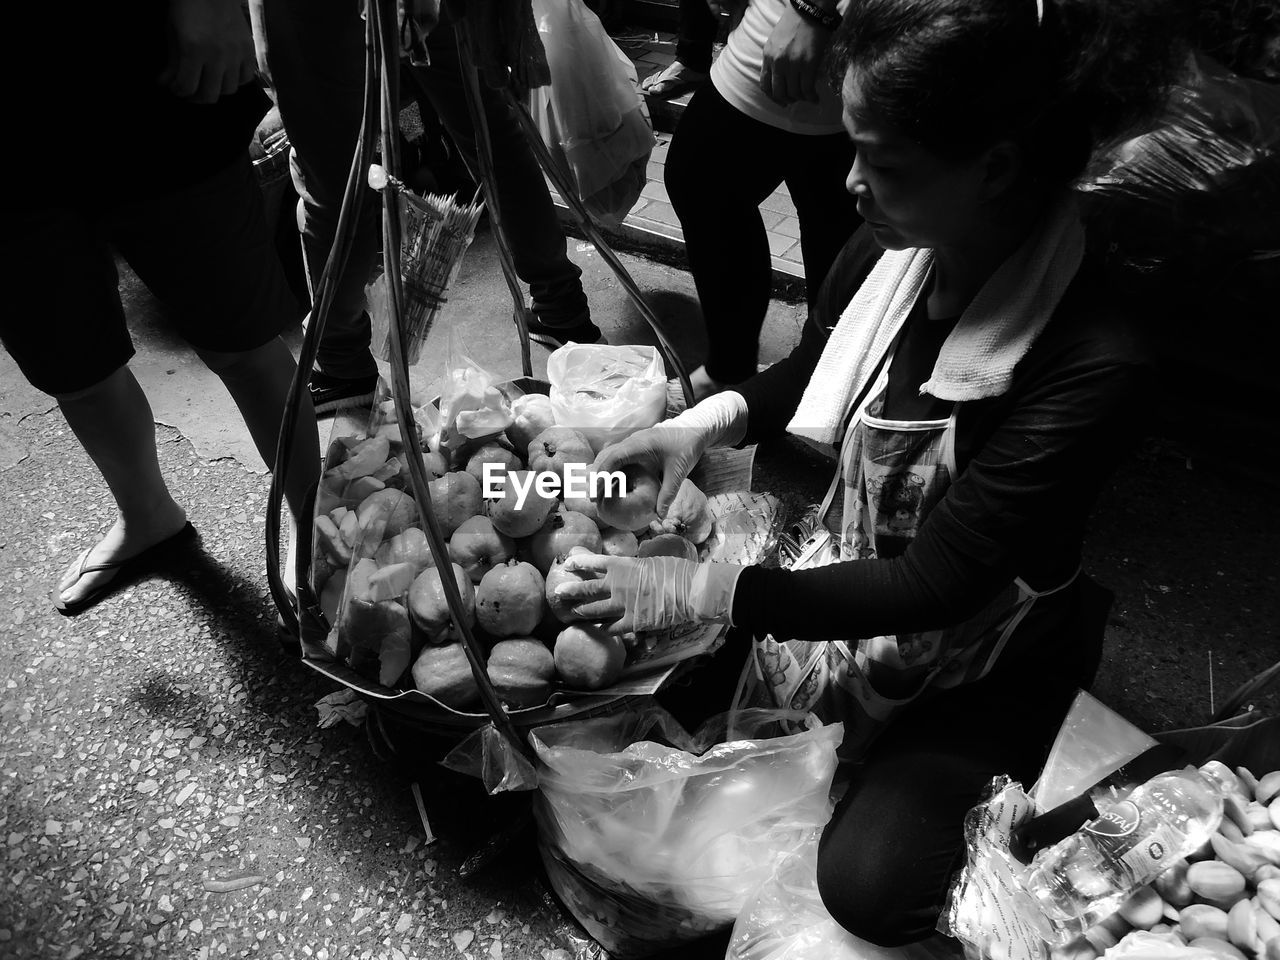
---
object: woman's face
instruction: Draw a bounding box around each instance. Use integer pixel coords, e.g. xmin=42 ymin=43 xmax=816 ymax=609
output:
xmin=840 ymin=67 xmax=999 ymax=251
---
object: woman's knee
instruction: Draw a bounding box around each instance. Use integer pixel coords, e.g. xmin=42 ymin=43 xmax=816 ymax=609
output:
xmin=816 ymin=828 xmax=934 ymax=948
xmin=197 ymin=337 xmax=289 ymax=379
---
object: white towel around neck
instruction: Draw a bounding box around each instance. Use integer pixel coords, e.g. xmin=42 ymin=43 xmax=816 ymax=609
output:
xmin=787 ymin=195 xmax=1086 ymax=446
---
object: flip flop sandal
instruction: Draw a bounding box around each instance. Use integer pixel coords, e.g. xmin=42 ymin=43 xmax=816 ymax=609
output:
xmin=639 ymin=61 xmax=709 ymax=99
xmin=53 ymin=522 xmax=198 ymax=617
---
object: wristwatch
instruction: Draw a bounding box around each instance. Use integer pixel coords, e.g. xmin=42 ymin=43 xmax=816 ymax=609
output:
xmin=789 ymin=0 xmax=841 ymax=30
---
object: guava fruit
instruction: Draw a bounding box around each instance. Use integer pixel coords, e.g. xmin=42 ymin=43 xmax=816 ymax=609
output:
xmin=426 ymin=471 xmax=483 ymax=538
xmin=527 ymin=426 xmax=594 ymax=485
xmin=595 ymin=464 xmax=661 ymax=532
xmin=475 ymin=560 xmax=546 ymax=637
xmin=464 ymin=441 xmax=524 ymax=487
xmin=637 ymin=533 xmax=699 ymax=562
xmin=407 ymin=563 xmax=475 ymax=644
xmin=505 ymin=393 xmax=556 ymax=453
xmin=554 ymin=623 xmax=627 ymax=691
xmin=485 ymin=469 xmax=558 ymax=539
xmin=448 ymin=515 xmax=516 ymax=583
xmin=600 ymin=528 xmax=639 ymax=558
xmin=486 ymin=638 xmax=556 ymax=708
xmin=543 ymin=546 xmax=596 ymax=623
xmin=529 ymin=511 xmax=603 ymax=574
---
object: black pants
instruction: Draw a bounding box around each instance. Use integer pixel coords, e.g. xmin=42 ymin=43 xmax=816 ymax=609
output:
xmin=665 ymin=85 xmax=860 ymax=384
xmin=676 ymin=0 xmax=719 ymax=73
xmin=816 ymin=577 xmax=1111 ymax=946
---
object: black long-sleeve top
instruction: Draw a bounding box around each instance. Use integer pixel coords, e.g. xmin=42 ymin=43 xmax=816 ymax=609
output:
xmin=730 ymin=227 xmax=1153 ymax=642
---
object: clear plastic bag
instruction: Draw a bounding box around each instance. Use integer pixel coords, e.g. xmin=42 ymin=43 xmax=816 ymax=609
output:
xmin=730 ymin=837 xmax=961 ymax=960
xmin=531 ymin=705 xmax=843 ymax=958
xmin=527 ymin=0 xmax=654 ymax=226
xmin=433 ymin=330 xmax=514 ymax=456
xmin=546 ymin=343 xmax=668 ymax=451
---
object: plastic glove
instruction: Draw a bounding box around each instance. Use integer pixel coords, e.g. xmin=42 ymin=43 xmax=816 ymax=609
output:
xmin=759 ymin=4 xmax=835 ymax=106
xmin=593 ymin=391 xmax=749 ymax=517
xmin=556 ymin=554 xmax=745 ymax=635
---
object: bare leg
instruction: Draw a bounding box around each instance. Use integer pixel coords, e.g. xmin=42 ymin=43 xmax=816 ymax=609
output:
xmin=53 ymin=366 xmax=189 ymax=606
xmin=197 ymin=337 xmax=321 ymax=524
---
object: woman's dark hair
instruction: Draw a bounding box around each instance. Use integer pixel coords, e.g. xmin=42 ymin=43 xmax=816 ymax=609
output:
xmin=828 ymin=0 xmax=1189 ymax=185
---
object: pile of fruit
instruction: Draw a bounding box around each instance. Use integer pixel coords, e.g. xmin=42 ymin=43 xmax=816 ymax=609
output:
xmin=310 ymin=390 xmax=718 ymax=713
xmin=1055 ymin=762 xmax=1280 ymax=960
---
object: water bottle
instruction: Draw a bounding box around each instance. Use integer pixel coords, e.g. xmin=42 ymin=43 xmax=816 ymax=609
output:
xmin=1025 ymin=769 xmax=1223 ymax=933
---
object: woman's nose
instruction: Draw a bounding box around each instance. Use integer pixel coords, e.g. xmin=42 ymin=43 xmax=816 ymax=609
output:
xmin=846 ymin=160 xmax=869 ymax=198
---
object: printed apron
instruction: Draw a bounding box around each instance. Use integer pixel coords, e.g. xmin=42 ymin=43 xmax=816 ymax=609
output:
xmin=736 ymin=346 xmax=1078 ymax=759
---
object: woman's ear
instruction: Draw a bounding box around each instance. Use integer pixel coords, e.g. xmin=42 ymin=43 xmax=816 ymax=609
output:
xmin=978 ymin=140 xmax=1023 ymax=202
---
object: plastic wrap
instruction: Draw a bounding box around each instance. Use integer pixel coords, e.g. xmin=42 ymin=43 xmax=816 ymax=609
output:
xmin=531 ymin=706 xmax=842 ymax=958
xmin=1079 ymin=54 xmax=1280 ymax=283
xmin=546 ymin=343 xmax=668 ymax=452
xmin=527 ymin=0 xmax=654 ymax=226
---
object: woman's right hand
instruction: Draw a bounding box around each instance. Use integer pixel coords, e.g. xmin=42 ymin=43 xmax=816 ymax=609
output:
xmin=592 ymin=423 xmax=709 ymax=517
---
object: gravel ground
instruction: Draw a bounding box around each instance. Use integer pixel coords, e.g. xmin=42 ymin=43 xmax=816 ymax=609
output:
xmin=0 ymin=412 xmax=586 ymax=960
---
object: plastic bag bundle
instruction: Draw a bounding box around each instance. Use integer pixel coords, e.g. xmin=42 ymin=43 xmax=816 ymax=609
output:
xmin=1079 ymin=54 xmax=1280 ymax=285
xmin=527 ymin=0 xmax=654 ymax=226
xmin=546 ymin=343 xmax=667 ymax=451
xmin=532 ymin=706 xmax=842 ymax=958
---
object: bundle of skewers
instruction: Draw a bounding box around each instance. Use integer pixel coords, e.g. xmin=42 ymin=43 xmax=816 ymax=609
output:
xmin=368 ymin=164 xmax=485 ymax=365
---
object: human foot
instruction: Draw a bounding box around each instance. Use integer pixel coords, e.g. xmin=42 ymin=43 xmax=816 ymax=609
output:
xmin=689 ymin=365 xmax=728 ymax=403
xmin=55 ymin=508 xmax=193 ymax=615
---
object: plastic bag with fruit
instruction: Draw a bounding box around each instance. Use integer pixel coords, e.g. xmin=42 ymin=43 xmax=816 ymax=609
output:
xmin=546 ymin=343 xmax=668 ymax=452
xmin=531 ymin=705 xmax=843 ymax=958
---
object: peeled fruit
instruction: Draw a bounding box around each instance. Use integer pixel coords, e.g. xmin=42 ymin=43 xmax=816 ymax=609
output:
xmin=1188 ymin=939 xmax=1247 ymax=960
xmin=342 ymin=598 xmax=412 ymax=687
xmin=346 ymin=558 xmax=379 ymax=601
xmin=1180 ymin=905 xmax=1230 ymax=942
xmin=554 ymin=623 xmax=627 ymax=691
xmin=530 ymin=511 xmax=603 ymax=574
xmin=544 ymin=547 xmax=596 ymax=624
xmin=595 ymin=464 xmax=661 ymax=532
xmin=464 ymin=441 xmax=523 ymax=487
xmin=1118 ymin=886 xmax=1164 ymax=930
xmin=527 ymin=426 xmax=594 ymax=484
xmin=366 ymin=562 xmax=416 ymax=602
xmin=601 ymin=527 xmax=638 ymax=558
xmin=638 ymin=533 xmax=699 ymax=561
xmin=357 ymin=488 xmax=419 ymax=542
xmin=375 ymin=527 xmax=436 ymax=572
xmin=485 ymin=469 xmax=558 ymax=539
xmin=651 ymin=478 xmax=713 ymax=544
xmin=486 ymin=638 xmax=556 ymax=708
xmin=506 ymin=393 xmax=556 ymax=454
xmin=1189 ymin=861 xmax=1247 ymax=901
xmin=408 ymin=563 xmax=475 ymax=643
xmin=476 ymin=560 xmax=546 ymax=637
xmin=448 ymin=515 xmax=516 ymax=583
xmin=328 ymin=434 xmax=391 ymax=482
xmin=426 ymin=471 xmax=483 ymax=538
xmin=411 ymin=642 xmax=480 ymax=710
xmin=319 ymin=569 xmax=347 ymax=626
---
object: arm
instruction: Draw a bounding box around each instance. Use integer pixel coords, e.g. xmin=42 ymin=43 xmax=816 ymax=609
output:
xmin=732 ymin=339 xmax=1153 ymax=639
xmin=760 ymin=0 xmax=841 ymax=106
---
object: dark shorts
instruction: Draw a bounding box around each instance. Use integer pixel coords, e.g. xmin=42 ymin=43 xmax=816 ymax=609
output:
xmin=0 ymin=155 xmax=294 ymax=396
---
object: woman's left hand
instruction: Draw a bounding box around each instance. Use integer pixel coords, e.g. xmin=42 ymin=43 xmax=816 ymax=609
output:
xmin=556 ymin=554 xmax=745 ymax=636
xmin=760 ymin=4 xmax=832 ymax=106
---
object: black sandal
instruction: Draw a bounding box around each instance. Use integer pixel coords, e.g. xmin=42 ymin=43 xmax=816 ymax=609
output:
xmin=53 ymin=522 xmax=198 ymax=617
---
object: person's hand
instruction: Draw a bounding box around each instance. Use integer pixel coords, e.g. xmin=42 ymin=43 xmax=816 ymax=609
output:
xmin=592 ymin=424 xmax=710 ymax=520
xmin=159 ymin=0 xmax=257 ymax=104
xmin=555 ymin=554 xmax=744 ymax=635
xmin=759 ymin=4 xmax=832 ymax=106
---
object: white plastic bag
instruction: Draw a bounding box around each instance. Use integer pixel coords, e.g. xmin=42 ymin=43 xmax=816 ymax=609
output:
xmin=528 ymin=0 xmax=654 ymax=226
xmin=546 ymin=343 xmax=668 ymax=451
xmin=531 ymin=706 xmax=842 ymax=958
xmin=729 ymin=838 xmax=962 ymax=960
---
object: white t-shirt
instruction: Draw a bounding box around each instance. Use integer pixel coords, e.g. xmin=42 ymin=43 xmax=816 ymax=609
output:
xmin=710 ymin=0 xmax=847 ymax=135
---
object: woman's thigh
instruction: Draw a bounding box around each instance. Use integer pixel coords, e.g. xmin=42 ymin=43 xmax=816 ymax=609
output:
xmin=665 ymin=85 xmax=790 ymax=216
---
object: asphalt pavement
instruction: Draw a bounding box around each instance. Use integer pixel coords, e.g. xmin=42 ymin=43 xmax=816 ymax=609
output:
xmin=1 ymin=227 xmax=1277 ymax=959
